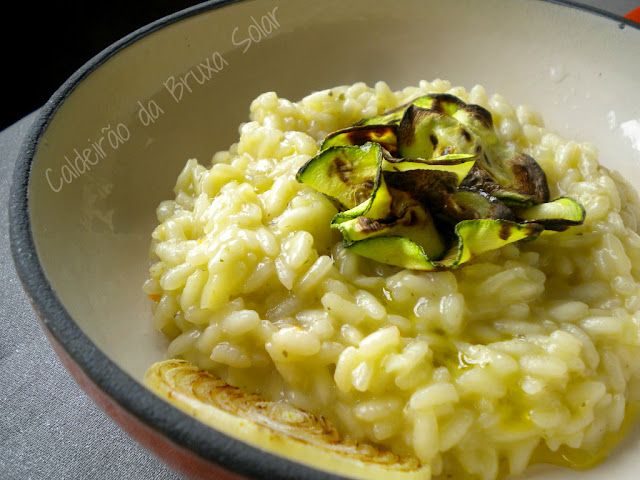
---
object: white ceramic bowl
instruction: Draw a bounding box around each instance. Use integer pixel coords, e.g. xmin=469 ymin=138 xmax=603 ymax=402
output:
xmin=10 ymin=1 xmax=640 ymax=479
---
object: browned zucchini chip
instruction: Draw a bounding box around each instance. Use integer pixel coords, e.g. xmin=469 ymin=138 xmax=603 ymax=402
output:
xmin=347 ymin=220 xmax=543 ymax=271
xmin=321 ymin=124 xmax=399 ymax=155
xmin=296 ymin=94 xmax=585 ymax=271
xmin=145 ymin=359 xmax=431 ymax=480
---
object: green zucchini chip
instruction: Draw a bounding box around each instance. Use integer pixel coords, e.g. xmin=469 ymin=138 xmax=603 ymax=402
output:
xmin=331 ymin=176 xmax=393 ymax=225
xmin=296 ymin=93 xmax=585 ymax=272
xmin=354 ymin=93 xmax=466 ymax=127
xmin=453 ymin=106 xmax=550 ymax=206
xmin=348 ymin=220 xmax=543 ymax=271
xmin=321 ymin=125 xmax=398 ymax=155
xmin=382 ymin=157 xmax=477 ymax=209
xmin=515 ymin=197 xmax=586 ymax=231
xmin=296 ymin=143 xmax=384 ymax=210
xmin=397 ymin=105 xmax=482 ymax=161
xmin=435 ymin=187 xmax=514 ymax=223
xmin=335 ymin=190 xmax=445 ymax=261
xmin=382 ymin=155 xmax=476 ymax=182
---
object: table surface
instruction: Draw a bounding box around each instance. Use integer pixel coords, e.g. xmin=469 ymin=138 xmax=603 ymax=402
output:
xmin=2 ymin=2 xmax=638 ymax=479
xmin=0 ymin=112 xmax=180 ymax=479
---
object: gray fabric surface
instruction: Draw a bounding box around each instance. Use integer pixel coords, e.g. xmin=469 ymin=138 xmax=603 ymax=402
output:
xmin=0 ymin=113 xmax=181 ymax=480
xmin=1 ymin=2 xmax=637 ymax=479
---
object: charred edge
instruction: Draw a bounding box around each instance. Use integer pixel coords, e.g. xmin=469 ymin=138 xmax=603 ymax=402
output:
xmin=459 ymin=104 xmax=494 ymax=128
xmin=332 ymin=156 xmax=353 ymax=184
xmin=328 ymin=125 xmax=397 ymax=149
xmin=159 ymin=362 xmax=423 ymax=470
xmin=384 ymin=170 xmax=458 ymax=203
xmin=490 ymin=200 xmax=515 ymax=221
xmin=296 ymin=155 xmax=316 ymax=182
xmin=460 ymin=163 xmax=496 ymax=190
xmin=428 ymin=93 xmax=466 ymax=113
xmin=381 ymin=150 xmax=402 ymax=171
xmin=526 ymin=223 xmax=545 ymax=236
xmin=400 ymin=105 xmax=449 ymax=150
xmin=362 ymin=179 xmax=375 ymax=189
xmin=369 ymin=128 xmax=398 ymax=155
xmin=427 ymin=170 xmax=459 ymax=194
xmin=398 ymin=104 xmax=420 ymax=147
xmin=356 ymin=216 xmax=385 ymax=234
xmin=384 ymin=155 xmax=468 ymax=167
xmin=522 ymin=218 xmax=581 ymax=231
xmin=510 ymin=153 xmax=550 ymax=202
xmin=382 ymin=94 xmax=434 ymax=116
xmin=348 ymin=129 xmax=396 ymax=153
xmin=455 ymin=187 xmax=514 ymax=221
xmin=498 ymin=222 xmax=512 ymax=241
xmin=353 ymin=180 xmax=375 ymax=204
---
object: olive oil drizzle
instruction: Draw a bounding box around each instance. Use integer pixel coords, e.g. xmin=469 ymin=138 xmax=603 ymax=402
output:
xmin=530 ymin=403 xmax=639 ymax=470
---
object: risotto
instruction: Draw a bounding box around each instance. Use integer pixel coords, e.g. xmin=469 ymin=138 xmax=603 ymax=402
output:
xmin=143 ymin=80 xmax=640 ymax=479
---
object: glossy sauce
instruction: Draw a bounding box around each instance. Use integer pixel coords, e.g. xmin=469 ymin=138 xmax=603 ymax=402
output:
xmin=531 ymin=405 xmax=639 ymax=470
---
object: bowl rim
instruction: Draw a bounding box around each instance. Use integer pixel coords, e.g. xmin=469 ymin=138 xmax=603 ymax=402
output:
xmin=8 ymin=1 xmax=640 ymax=479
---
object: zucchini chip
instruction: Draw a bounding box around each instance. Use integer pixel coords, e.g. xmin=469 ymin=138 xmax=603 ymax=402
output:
xmin=145 ymin=359 xmax=431 ymax=480
xmin=515 ymin=197 xmax=587 ymax=231
xmin=321 ymin=124 xmax=398 ymax=155
xmin=348 ymin=220 xmax=543 ymax=271
xmin=354 ymin=93 xmax=466 ymax=127
xmin=296 ymin=143 xmax=386 ymax=211
xmin=296 ymin=93 xmax=585 ymax=271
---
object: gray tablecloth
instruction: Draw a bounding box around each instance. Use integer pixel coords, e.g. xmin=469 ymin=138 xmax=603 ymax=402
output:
xmin=1 ymin=2 xmax=638 ymax=479
xmin=0 ymin=112 xmax=180 ymax=480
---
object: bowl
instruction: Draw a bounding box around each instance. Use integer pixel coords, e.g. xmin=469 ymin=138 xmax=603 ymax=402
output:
xmin=9 ymin=0 xmax=640 ymax=479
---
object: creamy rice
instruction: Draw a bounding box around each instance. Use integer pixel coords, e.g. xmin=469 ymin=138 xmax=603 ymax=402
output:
xmin=144 ymin=80 xmax=640 ymax=479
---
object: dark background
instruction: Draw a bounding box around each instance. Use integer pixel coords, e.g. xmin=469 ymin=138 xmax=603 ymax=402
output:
xmin=1 ymin=1 xmax=204 ymax=131
xmin=4 ymin=1 xmax=634 ymax=132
